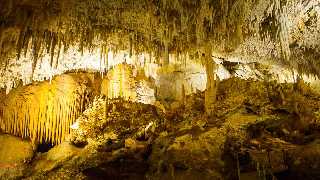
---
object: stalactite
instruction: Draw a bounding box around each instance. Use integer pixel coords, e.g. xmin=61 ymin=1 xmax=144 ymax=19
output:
xmin=50 ymin=34 xmax=58 ymax=66
xmin=100 ymin=46 xmax=103 ymax=73
xmin=55 ymin=39 xmax=62 ymax=68
xmin=0 ymin=0 xmax=317 ymax=78
xmin=105 ymin=47 xmax=109 ymax=73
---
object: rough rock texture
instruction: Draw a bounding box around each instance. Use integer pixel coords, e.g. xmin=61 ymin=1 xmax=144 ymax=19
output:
xmin=1 ymin=78 xmax=320 ymax=179
xmin=70 ymin=97 xmax=165 ymax=147
xmin=32 ymin=142 xmax=82 ymax=173
xmin=148 ymin=128 xmax=227 ymax=179
xmin=147 ymin=77 xmax=320 ymax=180
xmin=0 ymin=134 xmax=33 ymax=164
xmin=0 ymin=134 xmax=33 ymax=179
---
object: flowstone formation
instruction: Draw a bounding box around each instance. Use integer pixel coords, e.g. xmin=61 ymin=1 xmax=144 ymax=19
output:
xmin=1 ymin=78 xmax=319 ymax=179
xmin=69 ymin=97 xmax=165 ymax=148
xmin=0 ymin=73 xmax=101 ymax=146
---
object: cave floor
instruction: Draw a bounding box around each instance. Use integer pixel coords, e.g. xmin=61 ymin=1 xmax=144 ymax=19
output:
xmin=1 ymin=78 xmax=320 ymax=180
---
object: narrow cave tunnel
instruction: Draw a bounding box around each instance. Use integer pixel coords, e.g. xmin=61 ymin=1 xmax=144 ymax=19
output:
xmin=0 ymin=0 xmax=320 ymax=180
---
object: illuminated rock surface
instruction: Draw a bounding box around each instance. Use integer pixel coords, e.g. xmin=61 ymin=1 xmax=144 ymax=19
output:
xmin=0 ymin=0 xmax=320 ymax=179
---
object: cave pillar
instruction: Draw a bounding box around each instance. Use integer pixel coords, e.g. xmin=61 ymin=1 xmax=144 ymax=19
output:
xmin=204 ymin=53 xmax=217 ymax=115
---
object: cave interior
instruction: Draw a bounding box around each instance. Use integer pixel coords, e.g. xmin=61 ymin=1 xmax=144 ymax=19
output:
xmin=0 ymin=0 xmax=320 ymax=179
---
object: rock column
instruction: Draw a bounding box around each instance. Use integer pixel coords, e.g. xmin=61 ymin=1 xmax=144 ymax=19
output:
xmin=204 ymin=51 xmax=217 ymax=115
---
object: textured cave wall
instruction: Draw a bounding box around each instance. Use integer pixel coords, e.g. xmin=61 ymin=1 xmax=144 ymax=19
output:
xmin=2 ymin=46 xmax=319 ymax=106
xmin=0 ymin=0 xmax=320 ymax=157
xmin=155 ymin=55 xmax=206 ymax=102
xmin=230 ymin=0 xmax=320 ymax=75
xmin=0 ymin=0 xmax=319 ymax=101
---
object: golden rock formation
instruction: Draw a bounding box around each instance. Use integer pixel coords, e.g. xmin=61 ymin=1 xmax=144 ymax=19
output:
xmin=0 ymin=73 xmax=98 ymax=145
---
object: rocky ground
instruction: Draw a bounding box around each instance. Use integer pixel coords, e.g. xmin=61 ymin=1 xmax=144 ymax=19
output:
xmin=1 ymin=78 xmax=320 ymax=180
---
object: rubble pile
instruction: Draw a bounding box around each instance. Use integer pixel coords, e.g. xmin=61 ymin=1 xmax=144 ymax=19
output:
xmin=70 ymin=97 xmax=165 ymax=147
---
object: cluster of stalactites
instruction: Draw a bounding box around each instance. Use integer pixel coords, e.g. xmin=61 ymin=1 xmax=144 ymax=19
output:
xmin=0 ymin=74 xmax=93 ymax=145
xmin=261 ymin=0 xmax=291 ymax=62
xmin=0 ymin=28 xmax=63 ymax=72
xmin=101 ymin=63 xmax=137 ymax=101
xmin=0 ymin=0 xmax=286 ymax=67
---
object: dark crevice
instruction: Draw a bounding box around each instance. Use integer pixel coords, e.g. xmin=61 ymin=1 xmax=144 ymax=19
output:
xmin=36 ymin=142 xmax=54 ymax=153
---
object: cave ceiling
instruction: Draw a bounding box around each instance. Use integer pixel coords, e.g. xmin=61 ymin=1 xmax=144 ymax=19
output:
xmin=0 ymin=0 xmax=319 ymax=76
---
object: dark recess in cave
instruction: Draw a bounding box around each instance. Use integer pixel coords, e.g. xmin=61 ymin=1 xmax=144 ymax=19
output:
xmin=36 ymin=142 xmax=54 ymax=153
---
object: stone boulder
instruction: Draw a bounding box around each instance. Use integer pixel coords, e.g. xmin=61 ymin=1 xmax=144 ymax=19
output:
xmin=0 ymin=134 xmax=33 ymax=164
xmin=33 ymin=142 xmax=81 ymax=173
xmin=0 ymin=134 xmax=34 ymax=179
